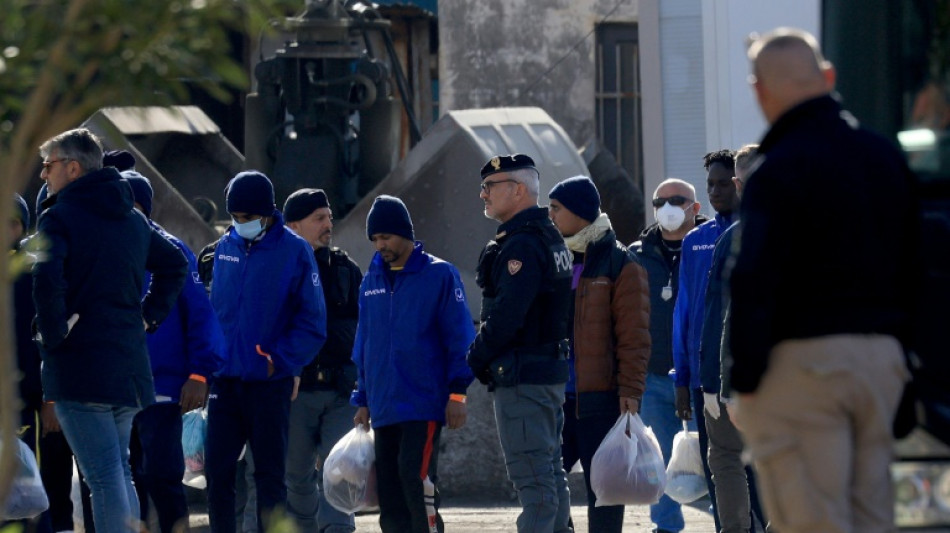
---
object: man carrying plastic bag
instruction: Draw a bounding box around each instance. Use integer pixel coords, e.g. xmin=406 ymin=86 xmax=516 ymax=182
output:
xmin=590 ymin=412 xmax=666 ymax=506
xmin=323 ymin=424 xmax=378 ymax=513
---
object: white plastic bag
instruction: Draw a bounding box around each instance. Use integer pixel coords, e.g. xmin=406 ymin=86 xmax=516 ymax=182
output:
xmin=1 ymin=438 xmax=50 ymax=519
xmin=323 ymin=424 xmax=378 ymax=513
xmin=665 ymin=421 xmax=707 ymax=503
xmin=590 ymin=412 xmax=667 ymax=506
xmin=181 ymin=408 xmax=208 ymax=489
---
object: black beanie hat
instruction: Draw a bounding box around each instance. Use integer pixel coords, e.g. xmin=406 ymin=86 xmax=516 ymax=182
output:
xmin=103 ymin=150 xmax=136 ymax=172
xmin=13 ymin=193 xmax=29 ymax=230
xmin=366 ymin=195 xmax=414 ymax=241
xmin=548 ymin=175 xmax=601 ymax=223
xmin=283 ymin=188 xmax=330 ymax=223
xmin=121 ymin=170 xmax=154 ymax=218
xmin=225 ymin=171 xmax=275 ymax=217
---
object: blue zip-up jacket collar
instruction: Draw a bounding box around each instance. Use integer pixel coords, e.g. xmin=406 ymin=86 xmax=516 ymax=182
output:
xmin=671 ymin=212 xmax=733 ymax=389
xmin=211 ymin=211 xmax=327 ymax=381
xmin=351 ymin=242 xmax=475 ymax=428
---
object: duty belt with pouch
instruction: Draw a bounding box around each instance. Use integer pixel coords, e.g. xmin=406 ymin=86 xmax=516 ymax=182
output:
xmin=492 ymin=340 xmax=569 ymax=388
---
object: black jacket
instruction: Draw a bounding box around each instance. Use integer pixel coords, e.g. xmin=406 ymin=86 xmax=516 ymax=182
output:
xmin=730 ymin=95 xmax=918 ymax=393
xmin=299 ymin=246 xmax=362 ymax=390
xmin=33 ymin=167 xmax=187 ymax=407
xmin=467 ymin=206 xmax=572 ymax=386
xmin=632 ymin=218 xmax=707 ymax=377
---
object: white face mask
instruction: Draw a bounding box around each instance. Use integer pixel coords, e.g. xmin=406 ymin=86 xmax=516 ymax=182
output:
xmin=655 ymin=202 xmax=687 ymax=232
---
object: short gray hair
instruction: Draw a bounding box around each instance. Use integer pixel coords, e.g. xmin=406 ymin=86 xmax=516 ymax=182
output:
xmin=509 ymin=167 xmax=540 ymax=197
xmin=40 ymin=128 xmax=103 ymax=174
xmin=734 ymin=144 xmax=760 ymax=173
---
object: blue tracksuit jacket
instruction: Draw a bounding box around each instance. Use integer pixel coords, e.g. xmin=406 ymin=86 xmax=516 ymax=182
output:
xmin=672 ymin=213 xmax=733 ymax=389
xmin=350 ymin=242 xmax=475 ymax=428
xmin=144 ymin=221 xmax=222 ymax=399
xmin=211 ymin=212 xmax=327 ymax=381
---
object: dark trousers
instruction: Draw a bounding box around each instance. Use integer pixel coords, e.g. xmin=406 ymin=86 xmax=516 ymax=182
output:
xmin=374 ymin=421 xmax=443 ymax=533
xmin=206 ymin=378 xmax=293 ymax=533
xmin=131 ymin=402 xmax=189 ymax=533
xmin=693 ymin=389 xmax=721 ymax=532
xmin=561 ymin=394 xmax=624 ymax=533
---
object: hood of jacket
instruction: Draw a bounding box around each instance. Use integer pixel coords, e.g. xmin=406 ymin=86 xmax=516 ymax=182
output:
xmin=55 ymin=167 xmax=133 ymax=220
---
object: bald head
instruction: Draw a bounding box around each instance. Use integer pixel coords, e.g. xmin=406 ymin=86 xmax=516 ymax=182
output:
xmin=748 ymin=28 xmax=835 ymax=124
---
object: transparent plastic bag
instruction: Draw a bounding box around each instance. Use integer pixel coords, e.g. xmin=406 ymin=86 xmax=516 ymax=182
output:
xmin=590 ymin=412 xmax=667 ymax=506
xmin=1 ymin=438 xmax=50 ymax=519
xmin=665 ymin=421 xmax=707 ymax=503
xmin=323 ymin=424 xmax=378 ymax=513
xmin=181 ymin=408 xmax=208 ymax=489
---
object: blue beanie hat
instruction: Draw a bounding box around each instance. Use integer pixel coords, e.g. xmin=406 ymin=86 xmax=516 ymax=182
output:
xmin=103 ymin=150 xmax=136 ymax=172
xmin=366 ymin=195 xmax=414 ymax=241
xmin=121 ymin=170 xmax=154 ymax=217
xmin=13 ymin=193 xmax=29 ymax=230
xmin=548 ymin=175 xmax=601 ymax=223
xmin=226 ymin=171 xmax=275 ymax=217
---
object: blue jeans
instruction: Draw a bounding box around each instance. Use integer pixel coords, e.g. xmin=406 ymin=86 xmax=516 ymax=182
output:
xmin=285 ymin=389 xmax=356 ymax=533
xmin=640 ymin=373 xmax=695 ymax=533
xmin=56 ymin=401 xmax=140 ymax=533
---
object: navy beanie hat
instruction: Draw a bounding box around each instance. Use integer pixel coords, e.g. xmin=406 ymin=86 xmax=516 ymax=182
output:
xmin=283 ymin=188 xmax=330 ymax=223
xmin=548 ymin=175 xmax=601 ymax=223
xmin=13 ymin=193 xmax=29 ymax=230
xmin=366 ymin=195 xmax=414 ymax=241
xmin=121 ymin=170 xmax=154 ymax=217
xmin=226 ymin=171 xmax=275 ymax=217
xmin=103 ymin=150 xmax=136 ymax=172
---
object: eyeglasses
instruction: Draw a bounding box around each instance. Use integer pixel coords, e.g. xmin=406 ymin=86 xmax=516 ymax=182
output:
xmin=41 ymin=158 xmax=70 ymax=170
xmin=480 ymin=179 xmax=518 ymax=193
xmin=652 ymin=195 xmax=693 ymax=208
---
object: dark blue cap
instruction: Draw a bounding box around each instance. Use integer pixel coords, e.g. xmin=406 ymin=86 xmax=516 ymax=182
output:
xmin=225 ymin=171 xmax=275 ymax=217
xmin=549 ymin=175 xmax=601 ymax=223
xmin=480 ymin=154 xmax=537 ymax=179
xmin=366 ymin=195 xmax=414 ymax=241
xmin=121 ymin=170 xmax=154 ymax=217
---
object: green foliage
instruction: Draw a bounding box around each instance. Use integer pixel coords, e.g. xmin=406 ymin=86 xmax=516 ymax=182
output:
xmin=0 ymin=0 xmax=298 ymax=140
xmin=0 ymin=522 xmax=23 ymax=533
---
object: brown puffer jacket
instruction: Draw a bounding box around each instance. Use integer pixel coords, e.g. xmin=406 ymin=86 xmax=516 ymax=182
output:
xmin=573 ymin=230 xmax=651 ymax=399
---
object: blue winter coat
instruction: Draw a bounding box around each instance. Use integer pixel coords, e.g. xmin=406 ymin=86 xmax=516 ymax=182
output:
xmin=211 ymin=211 xmax=327 ymax=381
xmin=350 ymin=242 xmax=475 ymax=428
xmin=33 ymin=167 xmax=188 ymax=407
xmin=145 ymin=221 xmax=222 ymax=399
xmin=672 ymin=213 xmax=732 ymax=389
xmin=699 ymin=221 xmax=738 ymax=394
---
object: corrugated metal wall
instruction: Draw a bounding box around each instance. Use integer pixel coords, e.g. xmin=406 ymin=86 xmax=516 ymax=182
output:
xmin=659 ymin=0 xmax=706 ymax=193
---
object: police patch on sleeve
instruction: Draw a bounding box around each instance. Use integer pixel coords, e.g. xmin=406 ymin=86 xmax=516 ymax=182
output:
xmin=508 ymin=259 xmax=523 ymax=275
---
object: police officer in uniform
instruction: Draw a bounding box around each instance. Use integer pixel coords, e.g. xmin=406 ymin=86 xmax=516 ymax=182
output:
xmin=467 ymin=154 xmax=573 ymax=533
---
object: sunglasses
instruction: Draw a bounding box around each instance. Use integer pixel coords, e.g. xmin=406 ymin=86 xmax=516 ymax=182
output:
xmin=652 ymin=195 xmax=693 ymax=208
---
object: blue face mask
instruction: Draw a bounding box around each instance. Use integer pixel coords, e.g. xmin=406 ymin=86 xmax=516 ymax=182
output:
xmin=233 ymin=217 xmax=264 ymax=240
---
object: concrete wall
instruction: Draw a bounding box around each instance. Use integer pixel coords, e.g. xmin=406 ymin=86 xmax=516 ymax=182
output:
xmin=438 ymin=0 xmax=638 ymax=149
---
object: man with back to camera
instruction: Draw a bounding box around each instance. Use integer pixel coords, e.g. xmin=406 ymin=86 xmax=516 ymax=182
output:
xmin=466 ymin=154 xmax=574 ymax=533
xmin=121 ymin=170 xmax=222 ymax=533
xmin=33 ymin=128 xmax=188 ymax=533
xmin=282 ymin=188 xmax=363 ymax=533
xmin=548 ymin=175 xmax=651 ymax=532
xmin=631 ymin=178 xmax=705 ymax=533
xmin=205 ymin=171 xmax=328 ymax=532
xmin=350 ymin=195 xmax=475 ymax=533
xmin=729 ymin=27 xmax=918 ymax=533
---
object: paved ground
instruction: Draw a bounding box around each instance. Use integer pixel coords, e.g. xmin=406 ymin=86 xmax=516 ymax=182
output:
xmin=187 ymin=497 xmax=718 ymax=532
